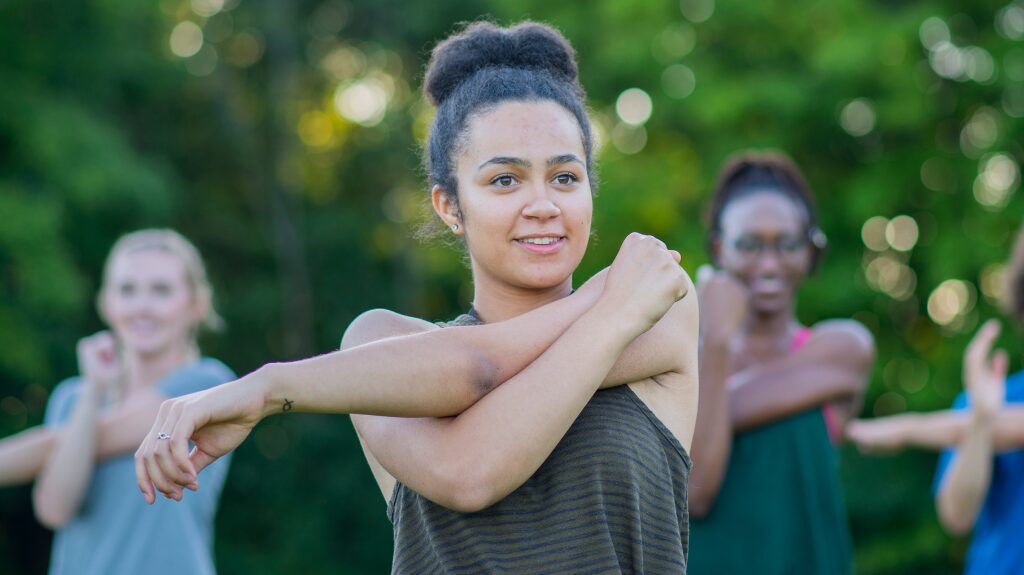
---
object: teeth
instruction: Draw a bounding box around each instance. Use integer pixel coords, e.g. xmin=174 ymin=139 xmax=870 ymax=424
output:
xmin=520 ymin=237 xmax=561 ymax=245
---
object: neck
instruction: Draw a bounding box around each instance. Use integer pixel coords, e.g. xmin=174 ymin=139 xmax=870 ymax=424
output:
xmin=469 ymin=266 xmax=574 ymax=323
xmin=122 ymin=341 xmax=198 ymax=393
xmin=743 ymin=303 xmax=800 ymax=343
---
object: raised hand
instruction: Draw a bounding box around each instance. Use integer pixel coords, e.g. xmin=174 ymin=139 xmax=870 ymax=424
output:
xmin=77 ymin=331 xmax=121 ymax=395
xmin=599 ymin=233 xmax=687 ymax=338
xmin=695 ymin=266 xmax=749 ymax=347
xmin=134 ymin=372 xmax=269 ymax=503
xmin=963 ymin=319 xmax=1008 ymax=420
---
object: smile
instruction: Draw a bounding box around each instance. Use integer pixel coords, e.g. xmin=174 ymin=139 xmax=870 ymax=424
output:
xmin=514 ymin=236 xmax=566 ymax=253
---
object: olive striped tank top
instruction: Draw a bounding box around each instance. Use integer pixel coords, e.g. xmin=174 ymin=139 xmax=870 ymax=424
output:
xmin=387 ymin=314 xmax=692 ymax=574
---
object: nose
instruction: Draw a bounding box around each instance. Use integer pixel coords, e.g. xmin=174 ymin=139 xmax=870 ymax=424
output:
xmin=521 ymin=184 xmax=561 ymax=221
xmin=754 ymin=248 xmax=782 ymax=275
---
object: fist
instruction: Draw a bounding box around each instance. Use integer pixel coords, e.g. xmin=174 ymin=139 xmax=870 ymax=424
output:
xmin=602 ymin=233 xmax=687 ymax=336
xmin=963 ymin=319 xmax=1008 ymax=420
xmin=77 ymin=331 xmax=121 ymax=392
xmin=696 ymin=266 xmax=749 ymax=346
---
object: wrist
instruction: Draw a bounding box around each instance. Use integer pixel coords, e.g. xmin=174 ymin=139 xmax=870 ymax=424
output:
xmin=255 ymin=363 xmax=286 ymax=419
xmin=589 ymin=298 xmax=646 ymax=344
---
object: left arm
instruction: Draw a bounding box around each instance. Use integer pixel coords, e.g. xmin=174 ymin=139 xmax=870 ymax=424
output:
xmin=728 ymin=320 xmax=875 ymax=433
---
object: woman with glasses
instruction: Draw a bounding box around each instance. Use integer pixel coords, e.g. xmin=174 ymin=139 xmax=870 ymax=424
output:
xmin=687 ymin=150 xmax=875 ymax=575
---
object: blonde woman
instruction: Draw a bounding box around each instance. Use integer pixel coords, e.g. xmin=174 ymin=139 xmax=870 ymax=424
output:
xmin=0 ymin=229 xmax=234 ymax=575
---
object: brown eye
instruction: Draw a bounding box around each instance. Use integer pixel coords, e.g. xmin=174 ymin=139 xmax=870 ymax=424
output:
xmin=119 ymin=284 xmax=136 ymax=296
xmin=492 ymin=174 xmax=517 ymax=187
xmin=553 ymin=172 xmax=577 ymax=186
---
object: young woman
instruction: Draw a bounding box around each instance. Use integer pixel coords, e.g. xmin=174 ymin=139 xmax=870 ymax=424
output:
xmin=687 ymin=151 xmax=875 ymax=574
xmin=135 ymin=21 xmax=699 ymax=573
xmin=0 ymin=229 xmax=235 ymax=575
xmin=848 ymin=226 xmax=1024 ymax=575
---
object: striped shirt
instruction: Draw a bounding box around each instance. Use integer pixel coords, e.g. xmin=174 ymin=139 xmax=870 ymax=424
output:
xmin=388 ymin=314 xmax=691 ymax=574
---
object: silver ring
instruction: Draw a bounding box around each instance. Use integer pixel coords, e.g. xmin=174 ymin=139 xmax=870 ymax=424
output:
xmin=156 ymin=432 xmax=171 ymax=441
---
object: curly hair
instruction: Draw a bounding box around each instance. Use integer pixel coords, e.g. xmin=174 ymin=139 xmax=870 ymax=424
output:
xmin=422 ymin=21 xmax=596 ymax=224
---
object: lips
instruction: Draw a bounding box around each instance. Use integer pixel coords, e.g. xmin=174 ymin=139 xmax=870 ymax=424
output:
xmin=750 ymin=277 xmax=785 ymax=296
xmin=513 ymin=235 xmax=567 ymax=254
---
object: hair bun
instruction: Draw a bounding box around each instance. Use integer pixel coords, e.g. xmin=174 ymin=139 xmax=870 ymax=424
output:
xmin=424 ymin=21 xmax=579 ymax=106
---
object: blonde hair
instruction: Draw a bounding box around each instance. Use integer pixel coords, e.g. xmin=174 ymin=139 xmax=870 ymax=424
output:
xmin=99 ymin=229 xmax=225 ymax=333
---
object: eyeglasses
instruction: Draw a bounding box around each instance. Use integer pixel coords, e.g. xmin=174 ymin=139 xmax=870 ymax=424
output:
xmin=730 ymin=234 xmax=809 ymax=261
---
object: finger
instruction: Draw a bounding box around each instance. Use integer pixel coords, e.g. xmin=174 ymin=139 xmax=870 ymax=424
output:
xmin=168 ymin=409 xmax=199 ymax=483
xmin=153 ymin=406 xmax=193 ymax=492
xmin=967 ymin=319 xmax=1000 ymax=362
xmin=144 ymin=452 xmax=180 ymax=501
xmin=135 ymin=442 xmax=156 ymax=504
xmin=145 ymin=403 xmax=182 ymax=500
xmin=190 ymin=447 xmax=218 ymax=476
xmin=993 ymin=349 xmax=1010 ymax=381
xmin=668 ymin=250 xmax=681 ymax=263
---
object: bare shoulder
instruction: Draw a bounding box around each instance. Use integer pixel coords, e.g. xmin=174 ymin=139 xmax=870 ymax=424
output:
xmin=659 ymin=268 xmax=700 ymax=349
xmin=806 ymin=318 xmax=876 ymax=367
xmin=341 ymin=309 xmax=438 ymax=350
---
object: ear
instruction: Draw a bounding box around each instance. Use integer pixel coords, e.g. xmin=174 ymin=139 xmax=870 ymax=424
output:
xmin=96 ymin=291 xmax=112 ymax=326
xmin=709 ymin=236 xmax=722 ymax=267
xmin=431 ymin=185 xmax=463 ymax=235
xmin=191 ymin=290 xmax=212 ymax=329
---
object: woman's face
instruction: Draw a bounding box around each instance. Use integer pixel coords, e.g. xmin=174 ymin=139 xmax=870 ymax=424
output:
xmin=444 ymin=100 xmax=592 ymax=291
xmin=101 ymin=249 xmax=203 ymax=358
xmin=717 ymin=191 xmax=812 ymax=315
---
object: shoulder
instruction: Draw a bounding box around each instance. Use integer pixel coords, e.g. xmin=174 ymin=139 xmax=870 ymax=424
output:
xmin=806 ymin=318 xmax=876 ymax=366
xmin=158 ymin=358 xmax=236 ymax=398
xmin=340 ymin=308 xmax=438 ymax=350
xmin=43 ymin=377 xmax=84 ymax=427
xmin=663 ymin=268 xmax=700 ymax=339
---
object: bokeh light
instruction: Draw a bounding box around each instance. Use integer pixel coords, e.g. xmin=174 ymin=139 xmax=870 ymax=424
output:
xmin=885 ymin=215 xmax=919 ymax=252
xmin=927 ymin=279 xmax=976 ymax=326
xmin=662 ymin=64 xmax=696 ymax=99
xmin=191 ymin=0 xmax=224 ymax=18
xmin=170 ymin=21 xmax=204 ymax=58
xmin=680 ymin=0 xmax=714 ymax=23
xmin=862 ymin=216 xmax=889 ymax=251
xmin=334 ymin=78 xmax=389 ymax=126
xmin=973 ymin=152 xmax=1020 ymax=209
xmin=840 ymin=99 xmax=875 ymax=137
xmin=615 ymin=88 xmax=653 ymax=125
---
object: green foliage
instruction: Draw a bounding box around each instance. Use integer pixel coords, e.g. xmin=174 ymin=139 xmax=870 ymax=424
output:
xmin=1 ymin=0 xmax=1023 ymax=572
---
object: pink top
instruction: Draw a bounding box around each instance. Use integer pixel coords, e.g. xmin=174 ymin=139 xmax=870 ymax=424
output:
xmin=790 ymin=327 xmax=842 ymax=446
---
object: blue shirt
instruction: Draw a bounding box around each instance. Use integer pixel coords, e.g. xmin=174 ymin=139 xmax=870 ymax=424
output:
xmin=934 ymin=370 xmax=1024 ymax=575
xmin=43 ymin=358 xmax=236 ymax=575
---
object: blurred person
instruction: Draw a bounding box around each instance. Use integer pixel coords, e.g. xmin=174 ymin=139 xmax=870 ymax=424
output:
xmin=135 ymin=21 xmax=699 ymax=574
xmin=848 ymin=227 xmax=1024 ymax=575
xmin=0 ymin=229 xmax=235 ymax=575
xmin=687 ymin=151 xmax=875 ymax=575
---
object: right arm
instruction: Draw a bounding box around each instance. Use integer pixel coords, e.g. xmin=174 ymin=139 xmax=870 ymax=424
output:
xmin=936 ymin=320 xmax=1008 ymax=535
xmin=687 ymin=271 xmax=746 ymax=518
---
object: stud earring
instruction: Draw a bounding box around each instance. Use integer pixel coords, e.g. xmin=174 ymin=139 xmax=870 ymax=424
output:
xmin=451 ymin=223 xmax=460 ymax=232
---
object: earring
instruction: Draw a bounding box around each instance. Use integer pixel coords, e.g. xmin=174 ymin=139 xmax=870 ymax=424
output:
xmin=451 ymin=223 xmax=460 ymax=232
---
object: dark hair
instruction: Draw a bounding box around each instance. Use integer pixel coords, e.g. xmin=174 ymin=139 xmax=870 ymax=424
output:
xmin=423 ymin=21 xmax=595 ymax=223
xmin=705 ymin=150 xmax=826 ymax=272
xmin=1004 ymin=224 xmax=1024 ymax=325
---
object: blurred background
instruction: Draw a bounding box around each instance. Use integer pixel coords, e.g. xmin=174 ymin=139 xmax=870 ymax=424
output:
xmin=1 ymin=0 xmax=1023 ymax=572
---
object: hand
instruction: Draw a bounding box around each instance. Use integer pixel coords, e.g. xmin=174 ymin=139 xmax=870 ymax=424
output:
xmin=696 ymin=266 xmax=748 ymax=346
xmin=599 ymin=233 xmax=686 ymax=338
xmin=845 ymin=417 xmax=910 ymax=454
xmin=134 ymin=370 xmax=269 ymax=503
xmin=77 ymin=331 xmax=121 ymax=394
xmin=963 ymin=319 xmax=1008 ymax=421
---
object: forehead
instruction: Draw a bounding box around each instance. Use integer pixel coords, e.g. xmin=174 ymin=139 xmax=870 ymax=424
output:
xmin=460 ymin=100 xmax=585 ymax=164
xmin=720 ymin=190 xmax=807 ymax=235
xmin=108 ymin=249 xmax=188 ymax=282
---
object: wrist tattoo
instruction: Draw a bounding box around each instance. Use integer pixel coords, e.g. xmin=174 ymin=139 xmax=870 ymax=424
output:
xmin=282 ymin=398 xmax=294 ymax=412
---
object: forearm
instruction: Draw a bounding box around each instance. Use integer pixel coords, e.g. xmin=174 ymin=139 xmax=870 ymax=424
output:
xmin=937 ymin=413 xmax=996 ymax=535
xmin=33 ymin=385 xmax=101 ymax=528
xmin=0 ymin=427 xmax=55 ymax=486
xmin=729 ymin=366 xmax=857 ymax=432
xmin=688 ymin=339 xmax=733 ymax=517
xmin=355 ymin=309 xmax=632 ymax=511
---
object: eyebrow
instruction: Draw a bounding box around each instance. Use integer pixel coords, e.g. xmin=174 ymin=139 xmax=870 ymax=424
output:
xmin=477 ymin=154 xmax=585 ymax=170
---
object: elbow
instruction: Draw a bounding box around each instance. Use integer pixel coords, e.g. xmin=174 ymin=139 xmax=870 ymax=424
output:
xmin=687 ymin=483 xmax=718 ymax=519
xmin=32 ymin=488 xmax=74 ymax=530
xmin=432 ymin=454 xmax=503 ymax=513
xmin=936 ymin=495 xmax=975 ymax=536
